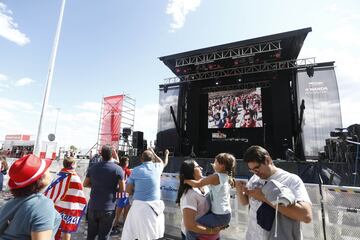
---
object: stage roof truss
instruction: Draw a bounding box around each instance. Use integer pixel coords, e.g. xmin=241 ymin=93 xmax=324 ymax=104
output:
xmin=163 ymin=57 xmax=316 ymax=85
xmin=203 ymin=81 xmax=271 ymax=93
xmin=175 ymin=40 xmax=282 ymax=67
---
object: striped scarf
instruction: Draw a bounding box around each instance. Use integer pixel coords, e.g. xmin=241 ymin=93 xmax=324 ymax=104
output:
xmin=44 ymin=168 xmax=87 ymax=234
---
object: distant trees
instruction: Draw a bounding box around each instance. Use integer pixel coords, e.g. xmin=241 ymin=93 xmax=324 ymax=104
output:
xmin=69 ymin=145 xmax=78 ymax=155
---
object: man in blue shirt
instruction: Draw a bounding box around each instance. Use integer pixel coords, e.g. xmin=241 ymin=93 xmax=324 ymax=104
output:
xmin=121 ymin=148 xmax=169 ymax=240
xmin=83 ymin=145 xmax=125 ymax=240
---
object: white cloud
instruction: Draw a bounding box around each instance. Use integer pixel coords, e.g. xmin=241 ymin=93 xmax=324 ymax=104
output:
xmin=325 ymin=25 xmax=360 ymax=47
xmin=0 ymin=97 xmax=160 ymax=150
xmin=340 ymin=97 xmax=360 ymax=127
xmin=0 ymin=73 xmax=7 ymax=81
xmin=0 ymin=3 xmax=30 ymax=46
xmin=75 ymin=102 xmax=101 ymax=112
xmin=0 ymin=97 xmax=36 ymax=139
xmin=0 ymin=73 xmax=10 ymax=90
xmin=0 ymin=97 xmax=34 ymax=111
xmin=14 ymin=77 xmax=34 ymax=87
xmin=134 ymin=103 xmax=159 ymax=144
xmin=54 ymin=103 xmax=159 ymax=148
xmin=51 ymin=110 xmax=100 ymax=148
xmin=166 ymin=0 xmax=202 ymax=32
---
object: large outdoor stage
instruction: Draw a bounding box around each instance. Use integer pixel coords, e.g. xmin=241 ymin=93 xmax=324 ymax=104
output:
xmin=156 ymin=28 xmax=317 ymax=160
xmin=153 ymin=27 xmax=360 ymax=186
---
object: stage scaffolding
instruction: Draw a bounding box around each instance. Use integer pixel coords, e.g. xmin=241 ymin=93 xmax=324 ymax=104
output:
xmin=164 ymin=57 xmax=316 ymax=85
xmin=96 ymin=94 xmax=136 ymax=155
xmin=118 ymin=95 xmax=136 ymax=154
xmin=175 ymin=40 xmax=281 ymax=67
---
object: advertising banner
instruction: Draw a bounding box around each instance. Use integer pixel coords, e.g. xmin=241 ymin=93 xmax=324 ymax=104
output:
xmin=99 ymin=95 xmax=124 ymax=149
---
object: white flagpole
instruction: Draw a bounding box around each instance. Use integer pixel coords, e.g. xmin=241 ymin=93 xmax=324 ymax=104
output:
xmin=34 ymin=0 xmax=66 ymax=156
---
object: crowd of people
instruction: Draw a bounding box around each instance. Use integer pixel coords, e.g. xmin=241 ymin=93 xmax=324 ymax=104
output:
xmin=0 ymin=144 xmax=312 ymax=240
xmin=2 ymin=146 xmax=34 ymax=158
xmin=208 ymin=89 xmax=263 ymax=129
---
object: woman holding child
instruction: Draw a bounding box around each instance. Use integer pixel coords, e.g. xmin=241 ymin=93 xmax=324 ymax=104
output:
xmin=176 ymin=154 xmax=235 ymax=240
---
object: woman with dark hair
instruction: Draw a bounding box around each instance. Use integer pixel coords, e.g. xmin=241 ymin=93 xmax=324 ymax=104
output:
xmin=0 ymin=154 xmax=61 ymax=239
xmin=0 ymin=155 xmax=9 ymax=192
xmin=176 ymin=160 xmax=223 ymax=240
xmin=112 ymin=156 xmax=132 ymax=235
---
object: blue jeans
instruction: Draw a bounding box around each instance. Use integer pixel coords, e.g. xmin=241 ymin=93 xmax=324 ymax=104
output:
xmin=87 ymin=210 xmax=115 ymax=240
xmin=0 ymin=173 xmax=3 ymax=191
xmin=186 ymin=212 xmax=231 ymax=240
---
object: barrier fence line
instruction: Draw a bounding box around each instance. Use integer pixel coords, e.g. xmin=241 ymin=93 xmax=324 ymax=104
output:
xmin=322 ymin=184 xmax=360 ymax=240
xmin=160 ymin=174 xmax=360 ymax=240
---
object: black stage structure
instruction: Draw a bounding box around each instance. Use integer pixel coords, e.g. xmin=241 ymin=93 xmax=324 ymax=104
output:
xmin=157 ymin=27 xmax=314 ymax=160
xmin=152 ymin=27 xmax=359 ymax=185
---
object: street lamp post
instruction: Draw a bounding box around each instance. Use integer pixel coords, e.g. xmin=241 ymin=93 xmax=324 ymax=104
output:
xmin=33 ymin=0 xmax=66 ymax=156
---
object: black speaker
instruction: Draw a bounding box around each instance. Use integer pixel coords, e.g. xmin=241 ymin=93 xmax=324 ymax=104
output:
xmin=143 ymin=140 xmax=148 ymax=150
xmin=133 ymin=131 xmax=144 ymax=152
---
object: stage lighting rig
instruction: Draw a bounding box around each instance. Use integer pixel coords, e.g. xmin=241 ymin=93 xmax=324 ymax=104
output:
xmin=163 ymin=85 xmax=168 ymax=93
xmin=306 ymin=66 xmax=314 ymax=77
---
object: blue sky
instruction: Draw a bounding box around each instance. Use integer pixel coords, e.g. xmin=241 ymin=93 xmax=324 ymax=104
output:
xmin=0 ymin=0 xmax=359 ymax=149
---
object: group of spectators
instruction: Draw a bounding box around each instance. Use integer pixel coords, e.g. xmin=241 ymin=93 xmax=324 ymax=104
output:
xmin=0 ymin=144 xmax=312 ymax=240
xmin=82 ymin=144 xmax=170 ymax=240
xmin=1 ymin=146 xmax=33 ymax=158
xmin=0 ymin=145 xmax=170 ymax=240
xmin=177 ymin=145 xmax=312 ymax=240
xmin=208 ymin=90 xmax=262 ymax=129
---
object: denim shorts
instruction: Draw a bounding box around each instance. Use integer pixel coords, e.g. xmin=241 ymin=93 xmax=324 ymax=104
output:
xmin=117 ymin=197 xmax=130 ymax=208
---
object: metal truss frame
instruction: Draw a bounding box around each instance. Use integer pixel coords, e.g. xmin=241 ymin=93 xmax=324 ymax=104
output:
xmin=96 ymin=94 xmax=136 ymax=152
xmin=118 ymin=95 xmax=136 ymax=153
xmin=202 ymin=81 xmax=271 ymax=93
xmin=164 ymin=57 xmax=316 ymax=84
xmin=175 ymin=40 xmax=281 ymax=67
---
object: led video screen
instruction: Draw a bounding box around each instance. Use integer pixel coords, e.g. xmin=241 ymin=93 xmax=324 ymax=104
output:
xmin=208 ymin=88 xmax=263 ymax=129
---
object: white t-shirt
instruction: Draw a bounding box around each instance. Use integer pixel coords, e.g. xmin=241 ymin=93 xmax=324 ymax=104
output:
xmin=180 ymin=187 xmax=210 ymax=235
xmin=208 ymin=173 xmax=231 ymax=214
xmin=245 ymin=168 xmax=311 ymax=240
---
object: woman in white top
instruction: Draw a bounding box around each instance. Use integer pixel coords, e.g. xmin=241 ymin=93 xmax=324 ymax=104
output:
xmin=0 ymin=155 xmax=9 ymax=192
xmin=176 ymin=160 xmax=225 ymax=240
xmin=184 ymin=153 xmax=235 ymax=240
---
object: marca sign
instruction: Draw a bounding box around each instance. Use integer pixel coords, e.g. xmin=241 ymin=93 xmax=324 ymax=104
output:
xmin=5 ymin=134 xmax=31 ymax=141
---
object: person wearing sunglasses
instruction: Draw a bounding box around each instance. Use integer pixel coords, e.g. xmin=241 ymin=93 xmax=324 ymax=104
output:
xmin=241 ymin=111 xmax=257 ymax=128
xmin=235 ymin=146 xmax=312 ymax=240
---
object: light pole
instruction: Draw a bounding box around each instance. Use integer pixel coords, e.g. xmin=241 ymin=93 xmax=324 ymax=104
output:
xmin=33 ymin=0 xmax=66 ymax=156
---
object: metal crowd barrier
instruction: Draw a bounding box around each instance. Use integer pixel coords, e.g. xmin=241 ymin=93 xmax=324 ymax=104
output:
xmin=322 ymin=185 xmax=360 ymax=240
xmin=160 ymin=173 xmax=249 ymax=240
xmin=302 ymin=183 xmax=325 ymax=240
xmin=160 ymin=173 xmax=360 ymax=240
